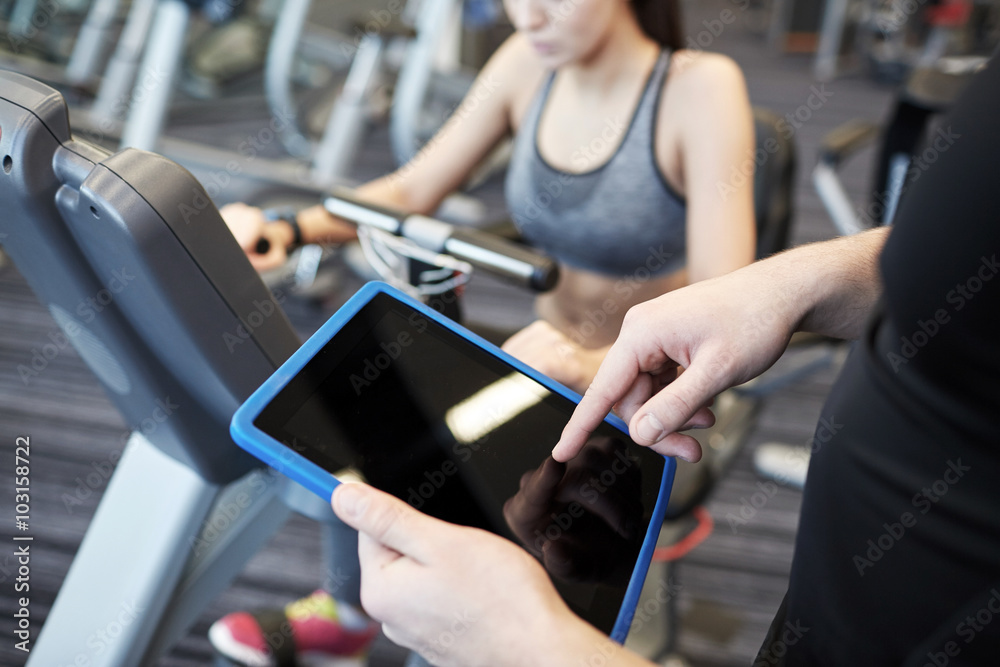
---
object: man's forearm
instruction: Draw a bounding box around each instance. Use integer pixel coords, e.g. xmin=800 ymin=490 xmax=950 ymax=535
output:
xmin=761 ymin=227 xmax=889 ymax=340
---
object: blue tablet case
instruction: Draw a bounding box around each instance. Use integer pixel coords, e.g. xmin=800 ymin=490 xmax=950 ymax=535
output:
xmin=231 ymin=282 xmax=675 ymax=642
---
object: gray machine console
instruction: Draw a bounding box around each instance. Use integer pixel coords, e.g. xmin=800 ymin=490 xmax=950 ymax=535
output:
xmin=0 ymin=69 xmax=301 ymax=483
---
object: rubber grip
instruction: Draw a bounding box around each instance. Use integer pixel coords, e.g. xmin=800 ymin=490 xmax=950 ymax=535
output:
xmin=445 ymin=227 xmax=559 ymax=292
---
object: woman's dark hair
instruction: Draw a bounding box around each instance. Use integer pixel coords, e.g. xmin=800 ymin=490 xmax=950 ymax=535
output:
xmin=632 ymin=0 xmax=683 ymax=52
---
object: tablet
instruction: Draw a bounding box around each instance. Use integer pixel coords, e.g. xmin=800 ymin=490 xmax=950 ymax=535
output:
xmin=231 ymin=282 xmax=675 ymax=641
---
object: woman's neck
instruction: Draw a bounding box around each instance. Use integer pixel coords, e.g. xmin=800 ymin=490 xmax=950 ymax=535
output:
xmin=560 ymin=17 xmax=660 ymax=95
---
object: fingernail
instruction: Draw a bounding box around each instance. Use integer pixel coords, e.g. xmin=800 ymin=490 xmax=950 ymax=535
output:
xmin=335 ymin=483 xmax=367 ymax=518
xmin=636 ymin=413 xmax=665 ymax=443
xmin=551 ymin=440 xmax=571 ymax=461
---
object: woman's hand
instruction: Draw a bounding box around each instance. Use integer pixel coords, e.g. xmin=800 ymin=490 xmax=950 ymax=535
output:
xmin=502 ymin=321 xmax=609 ymax=394
xmin=219 ymin=202 xmax=292 ymax=272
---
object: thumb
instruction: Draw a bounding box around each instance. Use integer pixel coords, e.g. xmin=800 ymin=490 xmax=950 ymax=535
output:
xmin=629 ymin=358 xmax=729 ymax=447
xmin=333 ymin=483 xmax=436 ymax=563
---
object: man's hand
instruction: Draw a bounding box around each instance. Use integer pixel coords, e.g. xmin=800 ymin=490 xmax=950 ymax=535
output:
xmin=553 ymin=229 xmax=889 ymax=464
xmin=551 ymin=272 xmax=795 ymax=464
xmin=332 ymin=483 xmax=610 ymax=667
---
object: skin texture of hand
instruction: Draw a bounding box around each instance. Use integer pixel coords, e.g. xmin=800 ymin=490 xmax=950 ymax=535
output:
xmin=553 ymin=274 xmax=784 ymax=464
xmin=218 ymin=202 xmax=291 ymax=272
xmin=553 ymin=228 xmax=890 ymax=464
xmin=502 ymin=320 xmax=610 ymax=394
xmin=331 ymin=483 xmax=653 ymax=667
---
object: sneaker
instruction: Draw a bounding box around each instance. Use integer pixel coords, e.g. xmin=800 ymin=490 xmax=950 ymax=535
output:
xmin=208 ymin=590 xmax=378 ymax=667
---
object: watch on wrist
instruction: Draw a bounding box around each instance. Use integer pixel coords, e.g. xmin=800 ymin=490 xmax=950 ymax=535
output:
xmin=262 ymin=207 xmax=303 ymax=251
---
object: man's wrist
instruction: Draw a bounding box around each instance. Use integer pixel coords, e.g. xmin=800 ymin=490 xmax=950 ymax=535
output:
xmin=525 ymin=611 xmax=644 ymax=667
xmin=731 ymin=226 xmax=888 ymax=341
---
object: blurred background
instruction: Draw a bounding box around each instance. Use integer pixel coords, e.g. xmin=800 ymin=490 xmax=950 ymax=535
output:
xmin=1 ymin=0 xmax=996 ymax=664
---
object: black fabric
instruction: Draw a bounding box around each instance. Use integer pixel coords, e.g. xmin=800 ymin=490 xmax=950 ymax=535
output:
xmin=759 ymin=58 xmax=1000 ymax=665
xmin=871 ymin=99 xmax=934 ymax=223
xmin=252 ymin=608 xmax=298 ymax=667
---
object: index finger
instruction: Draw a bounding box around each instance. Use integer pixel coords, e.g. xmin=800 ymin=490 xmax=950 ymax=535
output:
xmin=551 ymin=345 xmax=640 ymax=462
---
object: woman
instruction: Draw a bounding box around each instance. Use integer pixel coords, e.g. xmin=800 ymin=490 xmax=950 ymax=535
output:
xmin=212 ymin=0 xmax=755 ymax=663
xmin=223 ymin=0 xmax=756 ymax=394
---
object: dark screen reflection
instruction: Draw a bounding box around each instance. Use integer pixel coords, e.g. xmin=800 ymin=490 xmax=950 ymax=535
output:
xmin=503 ymin=436 xmax=644 ymax=587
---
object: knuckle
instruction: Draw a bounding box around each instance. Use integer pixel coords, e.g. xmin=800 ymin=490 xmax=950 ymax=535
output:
xmin=367 ymin=502 xmax=402 ymax=541
xmin=660 ymin=390 xmax=695 ymax=423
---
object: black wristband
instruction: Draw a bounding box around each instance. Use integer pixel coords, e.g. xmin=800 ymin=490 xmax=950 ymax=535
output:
xmin=263 ymin=208 xmax=302 ymax=251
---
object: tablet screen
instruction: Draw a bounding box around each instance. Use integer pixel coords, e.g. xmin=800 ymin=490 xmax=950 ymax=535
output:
xmin=254 ymin=292 xmax=666 ymax=633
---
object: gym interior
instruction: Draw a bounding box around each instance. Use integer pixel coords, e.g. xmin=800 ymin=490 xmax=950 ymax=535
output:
xmin=1 ymin=0 xmax=996 ymax=665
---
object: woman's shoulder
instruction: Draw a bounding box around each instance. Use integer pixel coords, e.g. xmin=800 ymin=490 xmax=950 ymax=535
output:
xmin=483 ymin=34 xmax=551 ymax=125
xmin=666 ymin=50 xmax=747 ymax=95
xmin=485 ymin=34 xmax=550 ymax=83
xmin=660 ymin=50 xmax=750 ymax=132
xmin=654 ymin=49 xmax=753 ymax=163
xmin=492 ymin=33 xmax=542 ymax=64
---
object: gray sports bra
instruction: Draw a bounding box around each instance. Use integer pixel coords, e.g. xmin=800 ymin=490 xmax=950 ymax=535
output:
xmin=504 ymin=50 xmax=686 ymax=278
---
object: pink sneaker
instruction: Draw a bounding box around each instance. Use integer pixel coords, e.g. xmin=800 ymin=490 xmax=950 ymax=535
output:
xmin=208 ymin=590 xmax=378 ymax=667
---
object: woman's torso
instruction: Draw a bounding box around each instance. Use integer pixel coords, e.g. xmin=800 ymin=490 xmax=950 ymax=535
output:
xmin=504 ymin=44 xmax=689 ymax=347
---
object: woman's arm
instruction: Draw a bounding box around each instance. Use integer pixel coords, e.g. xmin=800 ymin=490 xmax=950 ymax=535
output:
xmin=224 ymin=36 xmax=541 ymax=269
xmin=502 ymin=54 xmax=759 ymax=393
xmin=666 ymin=52 xmax=757 ymax=282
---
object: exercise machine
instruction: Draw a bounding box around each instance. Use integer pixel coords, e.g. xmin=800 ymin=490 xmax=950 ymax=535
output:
xmin=814 ymin=55 xmax=984 ymax=234
xmin=1 ymin=66 xmax=303 ymax=666
xmin=110 ymin=0 xmax=485 ymax=198
xmin=0 ymin=68 xmax=553 ymax=665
